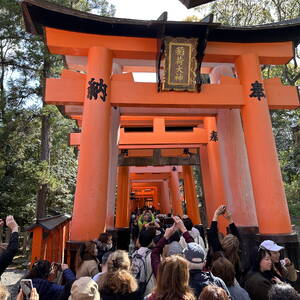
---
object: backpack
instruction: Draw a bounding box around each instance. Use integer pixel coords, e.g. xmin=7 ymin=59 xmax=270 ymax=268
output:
xmin=190 ymin=271 xmax=230 ymax=298
xmin=131 ymin=250 xmax=153 ymax=296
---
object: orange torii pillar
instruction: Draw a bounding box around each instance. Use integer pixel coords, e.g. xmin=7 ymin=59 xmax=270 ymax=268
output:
xmin=199 ymin=145 xmax=215 ymax=224
xmin=217 ymin=109 xmax=258 ymax=227
xmin=236 ymin=53 xmax=292 ymax=235
xmin=106 ymin=107 xmax=120 ymax=229
xmin=182 ymin=166 xmax=201 ymax=225
xmin=170 ymin=167 xmax=183 ymax=216
xmin=154 ymin=186 xmax=159 ymax=210
xmin=115 ymin=166 xmax=130 ymax=228
xmin=210 ymin=66 xmax=258 ymax=228
xmin=160 ymin=180 xmax=171 ymax=214
xmin=70 ymin=47 xmax=112 ymax=241
xmin=204 ymin=117 xmax=227 ymax=232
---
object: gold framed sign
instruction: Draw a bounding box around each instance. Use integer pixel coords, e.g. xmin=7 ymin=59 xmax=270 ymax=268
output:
xmin=162 ymin=37 xmax=198 ymax=92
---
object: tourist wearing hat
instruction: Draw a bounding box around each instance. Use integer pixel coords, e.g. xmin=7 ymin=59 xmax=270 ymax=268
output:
xmin=69 ymin=277 xmax=100 ymax=300
xmin=183 ymin=242 xmax=229 ymax=298
xmin=244 ymin=247 xmax=281 ymax=300
xmin=260 ymin=240 xmax=297 ymax=282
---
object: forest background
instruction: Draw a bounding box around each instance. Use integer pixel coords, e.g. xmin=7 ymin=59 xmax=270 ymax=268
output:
xmin=0 ymin=0 xmax=299 ymax=227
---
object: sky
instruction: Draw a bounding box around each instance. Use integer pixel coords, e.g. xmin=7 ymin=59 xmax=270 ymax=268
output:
xmin=109 ymin=0 xmax=200 ymax=21
xmin=108 ymin=0 xmax=206 ymax=82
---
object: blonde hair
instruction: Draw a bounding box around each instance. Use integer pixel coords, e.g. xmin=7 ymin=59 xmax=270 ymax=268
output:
xmin=0 ymin=284 xmax=9 ymax=300
xmin=154 ymin=255 xmax=195 ymax=300
xmin=220 ymin=234 xmax=240 ymax=267
xmin=98 ymin=250 xmax=138 ymax=295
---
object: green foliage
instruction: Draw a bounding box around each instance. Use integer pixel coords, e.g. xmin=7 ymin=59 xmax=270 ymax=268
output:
xmin=0 ymin=0 xmax=115 ymax=225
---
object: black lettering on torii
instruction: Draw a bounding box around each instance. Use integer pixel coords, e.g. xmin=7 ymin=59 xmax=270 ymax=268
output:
xmin=249 ymin=80 xmax=265 ymax=101
xmin=87 ymin=78 xmax=108 ymax=102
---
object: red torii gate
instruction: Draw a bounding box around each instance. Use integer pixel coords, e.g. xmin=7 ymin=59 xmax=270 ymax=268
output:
xmin=21 ymin=0 xmax=300 ymax=264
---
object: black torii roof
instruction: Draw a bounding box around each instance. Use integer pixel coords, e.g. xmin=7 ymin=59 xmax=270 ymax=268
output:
xmin=21 ymin=0 xmax=300 ymax=46
xmin=179 ymin=0 xmax=217 ymax=8
xmin=27 ymin=214 xmax=71 ymax=231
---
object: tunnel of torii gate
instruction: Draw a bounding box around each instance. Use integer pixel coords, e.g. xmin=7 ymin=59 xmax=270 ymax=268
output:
xmin=22 ymin=0 xmax=300 ymax=262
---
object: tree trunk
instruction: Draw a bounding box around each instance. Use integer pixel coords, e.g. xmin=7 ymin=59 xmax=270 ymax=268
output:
xmin=36 ymin=114 xmax=50 ymax=219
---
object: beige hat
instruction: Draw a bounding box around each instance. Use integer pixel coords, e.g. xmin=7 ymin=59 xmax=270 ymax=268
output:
xmin=68 ymin=277 xmax=100 ymax=300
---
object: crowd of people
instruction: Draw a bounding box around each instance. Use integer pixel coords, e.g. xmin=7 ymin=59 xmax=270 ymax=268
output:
xmin=0 ymin=207 xmax=299 ymax=300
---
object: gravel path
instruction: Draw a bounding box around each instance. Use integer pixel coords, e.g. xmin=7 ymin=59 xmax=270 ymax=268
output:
xmin=1 ymin=267 xmax=27 ymax=299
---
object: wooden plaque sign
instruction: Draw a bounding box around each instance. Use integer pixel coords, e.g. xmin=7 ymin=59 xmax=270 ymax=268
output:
xmin=162 ymin=37 xmax=198 ymax=92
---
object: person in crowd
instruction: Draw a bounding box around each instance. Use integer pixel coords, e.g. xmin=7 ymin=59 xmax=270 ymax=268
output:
xmin=207 ymin=205 xmax=242 ymax=281
xmin=199 ymin=285 xmax=230 ymax=300
xmin=130 ymin=213 xmax=140 ymax=244
xmin=138 ymin=211 xmax=155 ymax=231
xmin=145 ymin=255 xmax=195 ymax=300
xmin=131 ymin=228 xmax=156 ymax=297
xmin=16 ymin=287 xmax=39 ymax=300
xmin=0 ymin=215 xmax=19 ymax=276
xmin=96 ymin=233 xmax=114 ymax=264
xmin=93 ymin=251 xmax=111 ymax=282
xmin=244 ymin=247 xmax=281 ymax=300
xmin=69 ymin=277 xmax=100 ymax=300
xmin=180 ymin=217 xmax=205 ymax=251
xmin=151 ymin=216 xmax=194 ymax=278
xmin=260 ymin=240 xmax=297 ymax=282
xmin=0 ymin=283 xmax=10 ymax=300
xmin=97 ymin=250 xmax=140 ymax=300
xmin=24 ymin=260 xmax=75 ymax=300
xmin=163 ymin=230 xmax=183 ymax=257
xmin=75 ymin=241 xmax=100 ymax=278
xmin=268 ymin=283 xmax=300 ymax=300
xmin=183 ymin=242 xmax=229 ymax=298
xmin=57 ymin=278 xmax=76 ymax=300
xmin=211 ymin=257 xmax=250 ymax=300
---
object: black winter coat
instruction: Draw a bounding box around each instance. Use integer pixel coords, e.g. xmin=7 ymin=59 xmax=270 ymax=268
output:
xmin=0 ymin=232 xmax=19 ymax=276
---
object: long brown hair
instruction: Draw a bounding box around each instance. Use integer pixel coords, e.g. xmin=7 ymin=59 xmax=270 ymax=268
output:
xmin=154 ymin=255 xmax=195 ymax=300
xmin=98 ymin=250 xmax=138 ymax=295
xmin=211 ymin=257 xmax=235 ymax=287
xmin=75 ymin=241 xmax=97 ymax=272
xmin=199 ymin=285 xmax=229 ymax=300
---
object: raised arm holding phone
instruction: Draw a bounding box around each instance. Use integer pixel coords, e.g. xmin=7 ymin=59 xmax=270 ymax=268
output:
xmin=0 ymin=215 xmax=19 ymax=276
xmin=207 ymin=205 xmax=242 ymax=281
xmin=151 ymin=216 xmax=194 ymax=277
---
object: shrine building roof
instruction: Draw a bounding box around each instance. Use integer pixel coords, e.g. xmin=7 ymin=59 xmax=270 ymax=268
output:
xmin=21 ymin=0 xmax=300 ymax=46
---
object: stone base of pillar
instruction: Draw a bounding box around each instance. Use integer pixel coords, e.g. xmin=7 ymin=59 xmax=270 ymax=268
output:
xmin=65 ymin=241 xmax=84 ymax=272
xmin=113 ymin=227 xmax=131 ymax=251
xmin=236 ymin=226 xmax=259 ymax=272
xmin=236 ymin=227 xmax=300 ymax=283
xmin=257 ymin=232 xmax=300 ymax=269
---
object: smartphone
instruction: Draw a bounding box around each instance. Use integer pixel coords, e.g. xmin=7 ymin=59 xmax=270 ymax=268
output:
xmin=164 ymin=217 xmax=175 ymax=228
xmin=20 ymin=279 xmax=33 ymax=299
xmin=221 ymin=205 xmax=227 ymax=214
